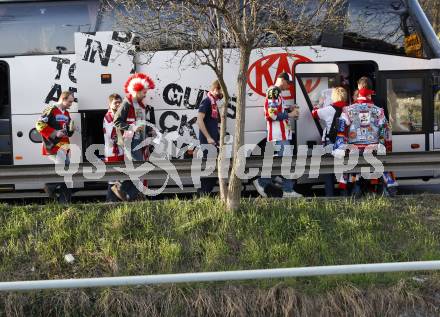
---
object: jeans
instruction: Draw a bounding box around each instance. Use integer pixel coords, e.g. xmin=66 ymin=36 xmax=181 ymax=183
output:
xmin=258 ymin=139 xmax=295 ymax=193
xmin=199 ymin=178 xmax=217 ymax=194
xmin=122 ymin=137 xmax=146 ymax=199
xmin=324 ymin=174 xmax=335 ymax=197
xmin=130 ymin=137 xmax=145 ymax=161
xmin=198 ymin=143 xmax=218 ymax=195
xmin=46 ymin=150 xmax=72 ymax=203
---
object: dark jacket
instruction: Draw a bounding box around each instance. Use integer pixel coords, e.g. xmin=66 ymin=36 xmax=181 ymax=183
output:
xmin=113 ymin=97 xmax=153 ymax=147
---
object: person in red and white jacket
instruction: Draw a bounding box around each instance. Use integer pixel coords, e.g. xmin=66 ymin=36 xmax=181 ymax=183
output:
xmin=102 ymin=93 xmax=125 ymax=202
xmin=114 ymin=73 xmax=155 ymax=161
xmin=103 ymin=94 xmax=124 ymax=163
xmin=263 ymin=76 xmax=296 ymax=143
xmin=311 ymin=87 xmax=348 ymax=196
xmin=253 ymin=72 xmax=302 ymax=198
xmin=112 ymin=73 xmax=156 ymax=201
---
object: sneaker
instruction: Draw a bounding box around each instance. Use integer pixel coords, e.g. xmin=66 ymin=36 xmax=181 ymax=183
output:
xmin=384 ymin=186 xmax=398 ymax=197
xmin=111 ymin=183 xmax=127 ymax=201
xmin=253 ymin=179 xmax=267 ymax=197
xmin=282 ymin=190 xmax=303 ymax=198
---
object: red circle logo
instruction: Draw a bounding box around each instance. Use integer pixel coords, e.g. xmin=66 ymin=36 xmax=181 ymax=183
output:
xmin=247 ymin=53 xmax=320 ymax=100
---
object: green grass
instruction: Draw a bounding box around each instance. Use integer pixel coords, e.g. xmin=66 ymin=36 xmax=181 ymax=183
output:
xmin=1 ymin=195 xmax=440 ymax=292
xmin=1 ymin=196 xmax=440 ymax=315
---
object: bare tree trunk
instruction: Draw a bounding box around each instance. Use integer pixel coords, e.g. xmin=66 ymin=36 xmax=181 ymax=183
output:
xmin=215 ymin=9 xmax=229 ymax=202
xmin=226 ymin=47 xmax=251 ymax=211
xmin=217 ymin=77 xmax=230 ymax=202
xmin=422 ymin=1 xmax=440 ymax=34
xmin=434 ymin=6 xmax=440 ymax=34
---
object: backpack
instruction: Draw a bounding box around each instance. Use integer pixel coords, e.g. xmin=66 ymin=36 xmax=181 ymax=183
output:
xmin=326 ymin=105 xmax=343 ymax=144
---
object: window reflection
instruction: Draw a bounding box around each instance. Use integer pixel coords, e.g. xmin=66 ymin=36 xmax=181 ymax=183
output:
xmin=387 ymin=78 xmax=423 ymax=133
xmin=300 ymin=76 xmax=329 ymax=107
xmin=345 ymin=0 xmax=426 ymax=58
xmin=434 ymin=88 xmax=440 ymax=132
xmin=0 ymin=1 xmax=98 ymax=56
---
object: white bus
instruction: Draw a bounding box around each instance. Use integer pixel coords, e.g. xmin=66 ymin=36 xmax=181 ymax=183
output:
xmin=0 ymin=0 xmax=439 ymax=193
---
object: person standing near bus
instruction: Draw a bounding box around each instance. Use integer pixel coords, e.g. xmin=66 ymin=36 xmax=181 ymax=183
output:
xmin=103 ymin=93 xmax=124 ymax=201
xmin=197 ymin=79 xmax=222 ymax=194
xmin=333 ymin=77 xmax=397 ymax=196
xmin=36 ymin=91 xmax=75 ymax=203
xmin=253 ymin=72 xmax=302 ymax=198
xmin=114 ymin=73 xmax=155 ymax=160
xmin=312 ymin=86 xmax=348 ymax=196
xmin=113 ymin=73 xmax=155 ymax=200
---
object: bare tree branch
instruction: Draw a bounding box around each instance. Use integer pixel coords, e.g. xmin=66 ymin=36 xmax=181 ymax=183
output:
xmin=103 ymin=0 xmax=343 ymax=210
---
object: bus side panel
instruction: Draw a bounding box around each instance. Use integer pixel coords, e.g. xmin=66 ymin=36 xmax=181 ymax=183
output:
xmin=393 ymin=131 xmax=433 ymax=179
xmin=9 ymin=55 xmax=78 ymax=115
xmin=136 ymin=48 xmax=317 ymax=153
xmin=392 ymin=134 xmax=426 ymax=152
xmin=11 ymin=113 xmax=83 ymax=166
xmin=74 ymin=32 xmax=268 ymax=157
xmin=75 ymin=32 xmax=134 ymax=111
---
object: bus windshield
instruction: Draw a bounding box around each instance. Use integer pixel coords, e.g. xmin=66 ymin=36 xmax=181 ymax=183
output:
xmin=344 ymin=0 xmax=428 ymax=58
xmin=0 ymin=1 xmax=99 ymax=56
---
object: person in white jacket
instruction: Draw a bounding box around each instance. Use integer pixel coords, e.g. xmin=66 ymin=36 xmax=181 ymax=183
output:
xmin=103 ymin=94 xmax=124 ymax=163
xmin=312 ymin=87 xmax=348 ymax=148
xmin=102 ymin=93 xmax=124 ymax=201
xmin=312 ymin=87 xmax=348 ymax=196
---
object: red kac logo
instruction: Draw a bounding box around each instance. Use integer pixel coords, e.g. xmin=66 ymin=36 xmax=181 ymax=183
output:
xmin=247 ymin=53 xmax=320 ymax=100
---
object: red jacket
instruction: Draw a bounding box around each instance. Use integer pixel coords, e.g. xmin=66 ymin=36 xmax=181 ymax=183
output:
xmin=103 ymin=110 xmax=124 ymax=162
xmin=36 ymin=105 xmax=73 ymax=155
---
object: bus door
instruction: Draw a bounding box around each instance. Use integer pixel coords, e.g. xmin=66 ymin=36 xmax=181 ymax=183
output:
xmin=0 ymin=60 xmax=12 ymax=165
xmin=294 ymin=63 xmax=339 ymax=148
xmin=378 ymin=71 xmax=431 ymax=152
xmin=75 ymin=31 xmax=135 ymax=158
xmin=433 ymin=72 xmax=440 ymax=149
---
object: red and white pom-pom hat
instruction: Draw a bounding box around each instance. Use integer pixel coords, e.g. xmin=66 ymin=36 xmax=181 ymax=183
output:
xmin=124 ymin=73 xmax=155 ymax=96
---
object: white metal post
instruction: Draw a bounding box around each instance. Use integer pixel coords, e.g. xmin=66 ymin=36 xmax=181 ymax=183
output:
xmin=1 ymin=261 xmax=439 ymax=291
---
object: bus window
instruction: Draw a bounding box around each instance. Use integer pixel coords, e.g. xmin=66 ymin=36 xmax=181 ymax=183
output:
xmin=97 ymin=12 xmax=116 ymax=32
xmin=434 ymin=86 xmax=440 ymax=132
xmin=387 ymin=78 xmax=423 ymax=133
xmin=300 ymin=76 xmax=336 ymax=107
xmin=96 ymin=4 xmax=121 ymax=32
xmin=0 ymin=1 xmax=98 ymax=56
xmin=0 ymin=62 xmax=9 ymax=118
xmin=344 ymin=0 xmax=427 ymax=58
